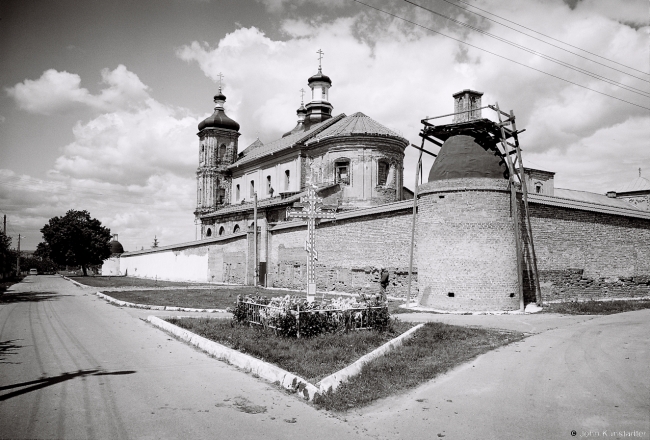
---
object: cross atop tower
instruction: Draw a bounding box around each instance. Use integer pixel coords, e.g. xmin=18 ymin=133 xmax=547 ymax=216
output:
xmin=316 ymin=49 xmax=324 ymax=71
xmin=300 ymin=88 xmax=305 ymax=104
xmin=217 ymin=72 xmax=224 ymax=91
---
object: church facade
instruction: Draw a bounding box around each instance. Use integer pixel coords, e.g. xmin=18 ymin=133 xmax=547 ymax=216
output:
xmin=193 ymin=65 xmax=409 ymax=240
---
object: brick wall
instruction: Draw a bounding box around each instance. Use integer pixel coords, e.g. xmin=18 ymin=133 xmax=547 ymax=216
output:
xmin=268 ymin=208 xmax=418 ymax=297
xmin=525 ymin=202 xmax=650 ymax=302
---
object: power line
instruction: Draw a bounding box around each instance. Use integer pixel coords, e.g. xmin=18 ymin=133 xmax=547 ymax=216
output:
xmin=448 ymin=0 xmax=650 ymax=76
xmin=403 ymin=0 xmax=650 ymax=97
xmin=352 ymin=0 xmax=650 ymax=111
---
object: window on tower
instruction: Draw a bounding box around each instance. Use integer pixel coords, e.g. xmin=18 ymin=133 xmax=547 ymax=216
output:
xmin=218 ymin=144 xmax=227 ymax=162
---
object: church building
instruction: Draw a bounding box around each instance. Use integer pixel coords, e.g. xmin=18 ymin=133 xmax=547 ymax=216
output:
xmin=194 ymin=63 xmax=409 ymax=239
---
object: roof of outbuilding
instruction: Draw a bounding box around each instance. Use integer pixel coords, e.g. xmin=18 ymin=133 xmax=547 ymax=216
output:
xmin=614 ymin=176 xmax=650 ymax=193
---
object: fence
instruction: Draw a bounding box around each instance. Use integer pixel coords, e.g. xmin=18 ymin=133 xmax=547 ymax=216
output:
xmin=236 ymin=298 xmax=388 ymax=337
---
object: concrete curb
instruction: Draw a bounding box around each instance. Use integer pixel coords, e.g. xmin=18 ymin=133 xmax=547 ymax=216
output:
xmin=61 ymin=275 xmax=88 ymax=288
xmin=96 ymin=292 xmax=228 ymax=314
xmin=145 ymin=316 xmax=320 ymax=401
xmin=317 ymin=323 xmax=425 ymax=394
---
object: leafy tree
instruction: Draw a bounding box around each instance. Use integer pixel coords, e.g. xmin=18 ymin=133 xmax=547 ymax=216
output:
xmin=40 ymin=210 xmax=112 ymax=276
xmin=0 ymin=231 xmax=13 ymax=279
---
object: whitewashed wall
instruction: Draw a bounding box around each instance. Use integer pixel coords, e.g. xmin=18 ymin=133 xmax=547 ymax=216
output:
xmin=120 ymin=247 xmax=209 ymax=282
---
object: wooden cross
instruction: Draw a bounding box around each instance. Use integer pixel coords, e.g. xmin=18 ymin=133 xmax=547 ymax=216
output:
xmin=286 ymin=185 xmax=336 ymax=302
xmin=316 ymin=49 xmax=324 ymax=70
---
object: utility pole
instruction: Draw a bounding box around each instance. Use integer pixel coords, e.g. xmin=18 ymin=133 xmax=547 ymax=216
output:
xmin=16 ymin=234 xmax=21 ymax=277
xmin=1 ymin=215 xmax=5 ymax=280
xmin=253 ymin=192 xmax=258 ymax=287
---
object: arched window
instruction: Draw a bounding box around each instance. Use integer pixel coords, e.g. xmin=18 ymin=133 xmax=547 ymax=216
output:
xmin=535 ymin=182 xmax=543 ymax=194
xmin=236 ymin=184 xmax=240 ymax=201
xmin=218 ymin=226 xmax=225 ymax=236
xmin=233 ymin=224 xmax=240 ymax=233
xmin=285 ymin=170 xmax=290 ymax=190
xmin=218 ymin=144 xmax=227 ymax=161
xmin=206 ymin=228 xmax=212 ymax=237
xmin=250 ymin=180 xmax=255 ymax=198
xmin=378 ymin=160 xmax=389 ymax=186
xmin=267 ymin=175 xmax=273 ymax=196
xmin=335 ymin=160 xmax=350 ymax=185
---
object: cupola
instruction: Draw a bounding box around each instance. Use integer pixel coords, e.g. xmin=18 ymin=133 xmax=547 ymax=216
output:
xmin=198 ymin=90 xmax=240 ymax=132
xmin=305 ymin=49 xmax=333 ymax=126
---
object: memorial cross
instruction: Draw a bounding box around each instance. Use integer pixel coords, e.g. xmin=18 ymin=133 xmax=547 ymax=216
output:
xmin=286 ymin=185 xmax=336 ymax=302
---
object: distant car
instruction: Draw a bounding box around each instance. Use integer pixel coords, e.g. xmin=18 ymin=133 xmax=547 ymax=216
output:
xmin=29 ymin=268 xmax=38 ymax=275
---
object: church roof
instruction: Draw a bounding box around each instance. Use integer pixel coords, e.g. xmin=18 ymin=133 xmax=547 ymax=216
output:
xmin=305 ymin=112 xmax=407 ymax=144
xmin=614 ymin=176 xmax=650 ymax=193
xmin=554 ymin=188 xmax=644 ymax=210
xmin=228 ymin=115 xmax=345 ymax=168
xmin=240 ymin=138 xmax=264 ymax=156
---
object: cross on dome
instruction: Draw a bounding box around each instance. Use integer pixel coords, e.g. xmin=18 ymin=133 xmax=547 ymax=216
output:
xmin=317 ymin=49 xmax=324 ymax=71
xmin=217 ymin=72 xmax=224 ymax=92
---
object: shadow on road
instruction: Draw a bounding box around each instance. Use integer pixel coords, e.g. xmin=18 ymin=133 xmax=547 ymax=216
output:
xmin=0 ymin=290 xmax=68 ymax=304
xmin=0 ymin=339 xmax=22 ymax=364
xmin=0 ymin=369 xmax=137 ymax=401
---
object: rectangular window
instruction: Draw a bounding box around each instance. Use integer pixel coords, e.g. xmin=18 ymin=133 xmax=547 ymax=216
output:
xmin=267 ymin=175 xmax=272 ymax=195
xmin=236 ymin=184 xmax=240 ymax=201
xmin=285 ymin=170 xmax=290 ymax=191
xmin=335 ymin=161 xmax=349 ymax=185
xmin=378 ymin=161 xmax=389 ymax=186
xmin=250 ymin=180 xmax=255 ymax=198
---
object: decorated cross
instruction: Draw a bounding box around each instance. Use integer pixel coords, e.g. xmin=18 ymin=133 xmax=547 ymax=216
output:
xmin=316 ymin=49 xmax=324 ymax=69
xmin=286 ymin=185 xmax=337 ymax=302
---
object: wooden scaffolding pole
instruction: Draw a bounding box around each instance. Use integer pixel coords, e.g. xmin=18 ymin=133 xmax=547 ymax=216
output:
xmin=406 ymin=138 xmax=425 ymax=307
xmin=495 ymin=103 xmax=525 ymax=312
xmin=509 ymin=110 xmax=543 ymax=306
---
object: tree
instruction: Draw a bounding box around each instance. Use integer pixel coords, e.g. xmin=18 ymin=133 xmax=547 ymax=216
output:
xmin=40 ymin=210 xmax=112 ymax=276
xmin=0 ymin=230 xmax=13 ymax=279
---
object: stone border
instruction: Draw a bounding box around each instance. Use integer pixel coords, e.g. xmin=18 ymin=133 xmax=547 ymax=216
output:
xmin=145 ymin=316 xmax=320 ymax=401
xmin=317 ymin=323 xmax=424 ymax=394
xmin=60 ymin=275 xmax=88 ymax=288
xmin=96 ymin=291 xmax=228 ymax=313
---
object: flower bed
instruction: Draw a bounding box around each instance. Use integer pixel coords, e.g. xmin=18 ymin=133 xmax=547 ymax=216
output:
xmin=231 ymin=295 xmax=390 ymax=338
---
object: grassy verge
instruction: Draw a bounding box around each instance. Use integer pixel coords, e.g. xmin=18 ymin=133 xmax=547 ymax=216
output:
xmin=166 ymin=317 xmax=414 ymax=384
xmin=102 ymin=287 xmax=372 ymax=310
xmin=69 ymin=276 xmax=214 ymax=288
xmin=0 ymin=276 xmax=25 ymax=293
xmin=314 ymin=322 xmax=524 ymax=411
xmin=543 ymin=299 xmax=650 ymax=315
xmin=165 ymin=317 xmax=523 ymax=411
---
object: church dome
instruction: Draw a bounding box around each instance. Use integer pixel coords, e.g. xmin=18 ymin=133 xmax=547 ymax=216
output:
xmin=308 ymin=69 xmax=332 ymax=85
xmin=198 ymin=93 xmax=240 ymax=132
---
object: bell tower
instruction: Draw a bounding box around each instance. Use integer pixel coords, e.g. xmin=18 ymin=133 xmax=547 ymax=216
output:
xmin=194 ymin=79 xmax=240 ymax=226
xmin=304 ymin=49 xmax=333 ymax=127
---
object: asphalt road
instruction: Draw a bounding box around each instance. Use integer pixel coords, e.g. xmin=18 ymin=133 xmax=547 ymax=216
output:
xmin=0 ymin=276 xmax=370 ymax=439
xmin=2 ymin=276 xmax=648 ymax=440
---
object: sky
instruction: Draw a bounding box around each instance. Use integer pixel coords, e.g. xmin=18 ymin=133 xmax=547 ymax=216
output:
xmin=0 ymin=0 xmax=648 ymax=251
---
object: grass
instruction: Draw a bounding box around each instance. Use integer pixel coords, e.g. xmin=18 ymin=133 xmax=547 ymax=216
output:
xmin=166 ymin=317 xmax=414 ymax=384
xmin=543 ymin=299 xmax=650 ymax=315
xmin=68 ymin=276 xmax=215 ymax=288
xmin=165 ymin=317 xmax=523 ymax=411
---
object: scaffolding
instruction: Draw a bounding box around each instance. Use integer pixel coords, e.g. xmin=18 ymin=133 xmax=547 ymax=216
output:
xmin=406 ymin=105 xmax=542 ymax=310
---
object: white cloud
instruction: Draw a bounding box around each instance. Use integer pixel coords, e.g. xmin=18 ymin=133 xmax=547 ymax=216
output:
xmin=5 ymin=65 xmax=150 ymax=115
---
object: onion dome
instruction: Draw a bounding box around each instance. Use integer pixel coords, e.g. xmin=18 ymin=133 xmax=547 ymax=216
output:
xmin=308 ymin=67 xmax=332 ymax=85
xmin=428 ymin=134 xmax=507 ymax=182
xmin=109 ymin=234 xmax=124 ymax=254
xmin=198 ymin=92 xmax=240 ymax=132
xmin=282 ymin=103 xmax=308 ymax=137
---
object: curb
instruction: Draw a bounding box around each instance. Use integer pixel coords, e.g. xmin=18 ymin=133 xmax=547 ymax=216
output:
xmin=61 ymin=275 xmax=88 ymax=288
xmin=96 ymin=292 xmax=228 ymax=314
xmin=145 ymin=316 xmax=320 ymax=401
xmin=317 ymin=323 xmax=425 ymax=394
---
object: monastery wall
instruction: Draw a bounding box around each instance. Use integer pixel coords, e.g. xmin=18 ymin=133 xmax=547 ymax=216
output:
xmin=267 ymin=202 xmax=418 ymax=297
xmin=526 ymin=202 xmax=650 ymax=302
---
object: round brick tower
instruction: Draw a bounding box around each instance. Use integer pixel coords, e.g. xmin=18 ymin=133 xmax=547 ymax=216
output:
xmin=416 ymin=91 xmax=521 ymax=311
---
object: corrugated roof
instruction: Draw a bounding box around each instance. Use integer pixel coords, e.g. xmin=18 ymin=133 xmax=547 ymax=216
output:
xmin=553 ymin=188 xmax=640 ymax=210
xmin=530 ymin=189 xmax=650 ymax=220
xmin=305 ymin=112 xmax=407 ymax=144
xmin=228 ymin=115 xmax=345 ymax=168
xmin=614 ymin=176 xmax=650 ymax=193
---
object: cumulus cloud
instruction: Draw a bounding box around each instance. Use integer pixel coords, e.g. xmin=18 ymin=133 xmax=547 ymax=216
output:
xmin=6 ymin=65 xmax=150 ymax=115
xmin=179 ymin=0 xmax=649 ymax=191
